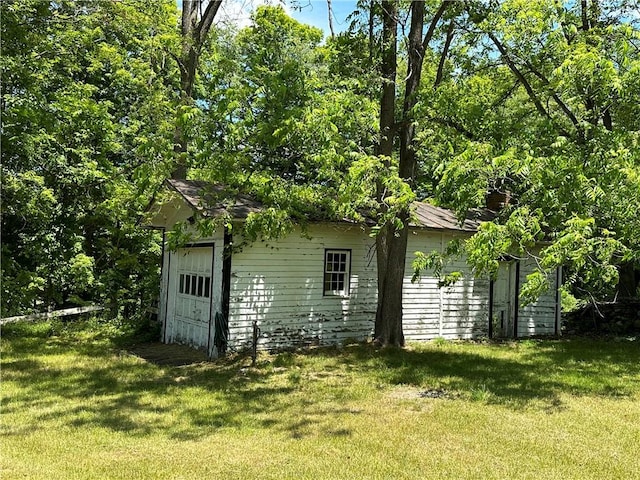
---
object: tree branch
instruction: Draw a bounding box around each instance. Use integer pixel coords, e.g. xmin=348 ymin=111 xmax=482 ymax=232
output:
xmin=368 ymin=0 xmax=375 ymax=63
xmin=603 ymin=107 xmax=613 ymax=131
xmin=422 ymin=0 xmax=452 ymax=51
xmin=197 ymin=0 xmax=223 ymax=46
xmin=431 ymin=116 xmax=477 ymax=141
xmin=489 ymin=33 xmax=577 ymax=141
xmin=490 ymin=80 xmax=520 ymax=109
xmin=581 ymin=0 xmax=589 ymax=31
xmin=377 ymin=0 xmax=398 ymax=160
xmin=522 ymin=61 xmax=584 ymax=139
xmin=182 ymin=0 xmax=198 ymax=37
xmin=434 ymin=20 xmax=455 ymax=89
xmin=326 ymin=0 xmax=335 ymax=38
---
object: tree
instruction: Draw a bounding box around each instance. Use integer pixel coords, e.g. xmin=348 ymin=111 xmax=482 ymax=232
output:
xmin=413 ymin=0 xmax=640 ymax=303
xmin=373 ymin=1 xmax=453 ymax=346
xmin=188 ymin=5 xmax=378 ymax=237
xmin=1 ymin=0 xmax=178 ymax=316
xmin=171 ymin=0 xmax=223 ymax=179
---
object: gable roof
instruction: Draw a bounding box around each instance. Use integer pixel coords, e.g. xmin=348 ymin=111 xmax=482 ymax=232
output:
xmin=164 ymin=179 xmax=493 ymax=233
xmin=166 ymin=179 xmax=262 ymax=219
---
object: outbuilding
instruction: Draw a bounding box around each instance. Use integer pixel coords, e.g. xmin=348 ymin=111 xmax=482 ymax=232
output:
xmin=147 ymin=179 xmax=561 ymax=357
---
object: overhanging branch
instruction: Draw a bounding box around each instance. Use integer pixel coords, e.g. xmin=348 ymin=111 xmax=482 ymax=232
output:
xmin=422 ymin=1 xmax=453 ymax=51
xmin=197 ymin=0 xmax=223 ymax=46
xmin=489 ymin=33 xmax=577 ymax=142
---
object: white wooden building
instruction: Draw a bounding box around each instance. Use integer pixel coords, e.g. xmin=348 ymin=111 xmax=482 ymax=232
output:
xmin=148 ymin=180 xmax=561 ymax=357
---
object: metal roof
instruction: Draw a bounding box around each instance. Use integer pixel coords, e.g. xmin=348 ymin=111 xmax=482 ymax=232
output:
xmin=411 ymin=202 xmax=494 ymax=232
xmin=167 ymin=179 xmax=493 ymax=233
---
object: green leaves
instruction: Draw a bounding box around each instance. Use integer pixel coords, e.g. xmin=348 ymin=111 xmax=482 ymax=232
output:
xmin=1 ymin=0 xmax=178 ymax=316
xmin=414 ymin=0 xmax=640 ymax=302
xmin=189 ymin=5 xmax=380 ymax=243
xmin=540 ymin=217 xmax=627 ymax=296
xmin=412 ymin=239 xmax=465 ymax=288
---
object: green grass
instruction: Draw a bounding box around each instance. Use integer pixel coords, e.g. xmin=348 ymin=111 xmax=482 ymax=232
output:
xmin=2 ymin=320 xmax=640 ymax=479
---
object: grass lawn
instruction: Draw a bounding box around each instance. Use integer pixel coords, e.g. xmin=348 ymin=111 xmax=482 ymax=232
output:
xmin=2 ymin=320 xmax=640 ymax=480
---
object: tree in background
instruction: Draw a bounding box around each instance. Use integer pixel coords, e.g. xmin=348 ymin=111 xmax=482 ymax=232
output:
xmin=171 ymin=0 xmax=223 ymax=179
xmin=3 ymin=0 xmax=637 ymax=330
xmin=190 ymin=5 xmax=378 ymax=238
xmin=1 ymin=0 xmax=178 ymax=316
xmin=413 ymin=0 xmax=640 ymax=304
xmin=364 ymin=0 xmax=454 ymax=346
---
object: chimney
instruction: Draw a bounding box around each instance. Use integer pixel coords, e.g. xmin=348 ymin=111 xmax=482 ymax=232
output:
xmin=486 ymin=177 xmax=511 ymax=211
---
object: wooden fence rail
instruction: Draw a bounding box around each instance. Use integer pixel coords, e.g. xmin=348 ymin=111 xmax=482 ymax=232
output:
xmin=0 ymin=306 xmax=104 ymax=326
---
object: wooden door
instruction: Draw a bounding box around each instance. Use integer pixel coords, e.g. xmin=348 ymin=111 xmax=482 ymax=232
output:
xmin=492 ymin=262 xmax=515 ymax=338
xmin=166 ymin=246 xmax=214 ymax=350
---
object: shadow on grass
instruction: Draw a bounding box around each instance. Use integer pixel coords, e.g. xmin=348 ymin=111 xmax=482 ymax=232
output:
xmin=2 ymin=321 xmax=309 ymax=440
xmin=2 ymin=321 xmax=639 ymax=441
xmin=327 ymin=338 xmax=640 ymax=405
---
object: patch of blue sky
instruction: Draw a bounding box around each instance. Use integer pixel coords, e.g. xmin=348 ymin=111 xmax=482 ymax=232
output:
xmin=183 ymin=0 xmax=359 ymax=36
xmin=288 ymin=0 xmax=358 ymax=36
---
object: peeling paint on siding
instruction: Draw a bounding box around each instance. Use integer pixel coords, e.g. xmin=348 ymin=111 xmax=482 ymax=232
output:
xmin=161 ymin=224 xmax=560 ymax=355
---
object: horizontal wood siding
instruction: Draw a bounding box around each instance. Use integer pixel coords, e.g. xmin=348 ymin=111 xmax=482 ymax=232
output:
xmin=166 ymin=224 xmax=559 ymax=353
xmin=227 ymin=224 xmax=377 ymax=352
xmin=517 ymin=259 xmax=558 ymax=337
xmin=404 ymin=231 xmax=490 ymax=340
xmin=402 ymin=233 xmax=443 ymax=340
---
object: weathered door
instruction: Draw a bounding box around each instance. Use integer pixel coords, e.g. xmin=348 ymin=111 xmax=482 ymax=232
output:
xmin=492 ymin=261 xmax=515 ymax=338
xmin=166 ymin=246 xmax=214 ymax=350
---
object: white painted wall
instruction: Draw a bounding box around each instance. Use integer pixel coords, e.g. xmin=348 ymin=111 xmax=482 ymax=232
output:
xmin=159 ymin=219 xmax=560 ymax=355
xmin=404 ymin=230 xmax=491 ymax=340
xmin=227 ymin=224 xmax=378 ymax=352
xmin=517 ymin=258 xmax=559 ymax=337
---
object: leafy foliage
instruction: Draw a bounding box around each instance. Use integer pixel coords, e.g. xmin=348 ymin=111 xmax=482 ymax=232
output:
xmin=191 ymin=6 xmax=379 ymax=236
xmin=3 ymin=0 xmax=638 ymax=321
xmin=414 ymin=0 xmax=640 ymax=301
xmin=1 ymin=0 xmax=178 ymax=316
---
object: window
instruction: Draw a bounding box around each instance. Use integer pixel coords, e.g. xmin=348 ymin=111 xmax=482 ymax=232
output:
xmin=178 ymin=273 xmax=211 ymax=298
xmin=323 ymin=249 xmax=351 ymax=296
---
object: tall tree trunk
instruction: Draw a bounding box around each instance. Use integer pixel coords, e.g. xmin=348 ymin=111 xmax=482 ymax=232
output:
xmin=374 ymin=0 xmax=399 ymax=345
xmin=375 ymin=211 xmax=409 ymax=346
xmin=374 ymin=1 xmax=450 ymax=346
xmin=171 ymin=0 xmax=223 ymax=179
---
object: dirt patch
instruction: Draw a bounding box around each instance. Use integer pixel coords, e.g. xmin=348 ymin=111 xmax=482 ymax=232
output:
xmin=418 ymin=388 xmax=458 ymax=399
xmin=388 ymin=386 xmax=459 ymax=400
xmin=127 ymin=342 xmax=209 ymax=367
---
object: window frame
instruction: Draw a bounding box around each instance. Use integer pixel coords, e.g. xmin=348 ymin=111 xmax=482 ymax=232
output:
xmin=323 ymin=249 xmax=352 ymax=297
xmin=178 ymin=272 xmax=211 ymax=299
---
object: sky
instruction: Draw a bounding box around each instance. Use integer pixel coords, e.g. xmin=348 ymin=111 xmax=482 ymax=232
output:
xmin=211 ymin=0 xmax=358 ymax=36
xmin=289 ymin=0 xmax=358 ymax=36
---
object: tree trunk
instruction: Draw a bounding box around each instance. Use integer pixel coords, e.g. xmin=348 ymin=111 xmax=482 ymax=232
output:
xmin=171 ymin=130 xmax=188 ymax=179
xmin=618 ymin=262 xmax=639 ymax=299
xmin=171 ymin=52 xmax=197 ymax=179
xmin=375 ymin=212 xmax=408 ymax=346
xmin=374 ymin=1 xmax=449 ymax=346
xmin=171 ymin=0 xmax=223 ymax=179
xmin=374 ymin=0 xmax=398 ymax=345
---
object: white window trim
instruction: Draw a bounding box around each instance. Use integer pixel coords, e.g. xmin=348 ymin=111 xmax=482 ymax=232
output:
xmin=323 ymin=249 xmax=351 ymax=297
